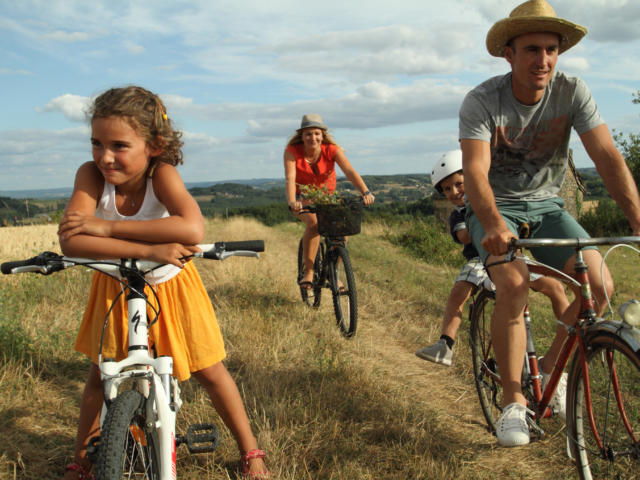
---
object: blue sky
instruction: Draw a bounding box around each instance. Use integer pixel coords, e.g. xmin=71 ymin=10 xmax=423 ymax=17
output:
xmin=1 ymin=0 xmax=639 ymax=191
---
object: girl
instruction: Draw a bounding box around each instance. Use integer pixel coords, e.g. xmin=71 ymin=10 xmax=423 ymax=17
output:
xmin=58 ymin=86 xmax=269 ymax=479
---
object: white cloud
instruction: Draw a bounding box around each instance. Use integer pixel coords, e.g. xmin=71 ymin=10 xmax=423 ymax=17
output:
xmin=559 ymin=56 xmax=590 ymax=74
xmin=36 ymin=94 xmax=91 ymax=122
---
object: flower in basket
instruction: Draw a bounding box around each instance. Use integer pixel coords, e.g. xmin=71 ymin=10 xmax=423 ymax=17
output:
xmin=297 ymin=183 xmax=340 ymax=205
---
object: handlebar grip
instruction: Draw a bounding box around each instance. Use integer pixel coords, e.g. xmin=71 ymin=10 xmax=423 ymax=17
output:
xmin=200 ymin=240 xmax=265 ymax=259
xmin=222 ymin=240 xmax=264 ymax=252
xmin=1 ymin=259 xmax=34 ymax=274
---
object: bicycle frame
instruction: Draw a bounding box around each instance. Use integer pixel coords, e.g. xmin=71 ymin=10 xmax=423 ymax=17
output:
xmin=98 ymin=267 xmax=180 ymax=480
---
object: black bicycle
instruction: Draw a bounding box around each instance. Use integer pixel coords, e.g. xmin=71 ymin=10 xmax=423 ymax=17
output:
xmin=297 ymin=197 xmax=363 ymax=338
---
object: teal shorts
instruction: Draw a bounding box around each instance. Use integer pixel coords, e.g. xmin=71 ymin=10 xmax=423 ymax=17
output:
xmin=465 ymin=197 xmax=595 ymax=271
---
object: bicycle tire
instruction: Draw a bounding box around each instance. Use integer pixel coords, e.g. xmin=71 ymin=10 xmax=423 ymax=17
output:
xmin=566 ymin=332 xmax=640 ymax=480
xmin=297 ymin=239 xmax=322 ymax=307
xmin=469 ymin=288 xmax=502 ymax=433
xmin=328 ymin=246 xmax=357 ymax=338
xmin=95 ymin=390 xmax=161 ymax=480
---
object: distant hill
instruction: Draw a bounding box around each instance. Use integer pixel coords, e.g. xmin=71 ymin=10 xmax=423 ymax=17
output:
xmin=0 ymin=169 xmax=607 ymax=226
xmin=0 ymin=178 xmax=284 ymax=200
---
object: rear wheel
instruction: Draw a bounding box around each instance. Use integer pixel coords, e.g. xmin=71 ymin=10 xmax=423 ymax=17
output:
xmin=95 ymin=390 xmax=161 ymax=480
xmin=469 ymin=289 xmax=502 ymax=433
xmin=328 ymin=246 xmax=357 ymax=338
xmin=297 ymin=239 xmax=323 ymax=307
xmin=566 ymin=333 xmax=640 ymax=480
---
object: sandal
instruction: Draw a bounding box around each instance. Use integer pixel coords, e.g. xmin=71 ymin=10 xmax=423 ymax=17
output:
xmin=298 ymin=280 xmax=313 ymax=290
xmin=241 ymin=449 xmax=270 ymax=479
xmin=65 ymin=463 xmax=94 ymax=480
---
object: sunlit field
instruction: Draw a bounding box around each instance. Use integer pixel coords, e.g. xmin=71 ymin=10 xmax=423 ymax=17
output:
xmin=1 ymin=217 xmax=638 ymax=479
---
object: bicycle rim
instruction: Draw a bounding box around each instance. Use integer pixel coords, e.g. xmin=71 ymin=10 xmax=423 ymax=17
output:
xmin=469 ymin=289 xmax=502 ymax=433
xmin=567 ymin=333 xmax=640 ymax=480
xmin=95 ymin=390 xmax=161 ymax=480
xmin=329 ymin=246 xmax=357 ymax=338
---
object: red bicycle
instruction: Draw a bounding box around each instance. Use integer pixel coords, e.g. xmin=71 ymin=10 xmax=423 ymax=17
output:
xmin=470 ymin=236 xmax=640 ymax=479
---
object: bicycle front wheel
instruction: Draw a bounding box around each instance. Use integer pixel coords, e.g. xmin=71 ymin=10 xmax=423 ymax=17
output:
xmin=566 ymin=332 xmax=640 ymax=480
xmin=328 ymin=246 xmax=357 ymax=337
xmin=95 ymin=390 xmax=161 ymax=480
xmin=297 ymin=238 xmax=322 ymax=307
xmin=469 ymin=288 xmax=502 ymax=433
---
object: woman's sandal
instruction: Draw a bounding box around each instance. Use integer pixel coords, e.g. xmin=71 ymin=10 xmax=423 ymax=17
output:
xmin=64 ymin=463 xmax=94 ymax=480
xmin=241 ymin=449 xmax=270 ymax=479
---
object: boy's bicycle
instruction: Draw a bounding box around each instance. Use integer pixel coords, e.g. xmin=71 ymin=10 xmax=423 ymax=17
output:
xmin=1 ymin=240 xmax=264 ymax=480
xmin=297 ymin=196 xmax=363 ymax=338
xmin=469 ymin=236 xmax=640 ymax=480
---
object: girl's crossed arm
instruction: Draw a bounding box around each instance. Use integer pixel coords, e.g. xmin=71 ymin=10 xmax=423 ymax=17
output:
xmin=59 ymin=163 xmax=203 ymax=267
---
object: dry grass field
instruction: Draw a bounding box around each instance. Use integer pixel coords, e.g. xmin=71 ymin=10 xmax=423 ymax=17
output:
xmin=0 ymin=218 xmax=636 ymax=479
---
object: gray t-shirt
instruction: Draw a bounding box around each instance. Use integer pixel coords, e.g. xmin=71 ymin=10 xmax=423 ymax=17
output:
xmin=459 ymin=70 xmax=603 ymax=201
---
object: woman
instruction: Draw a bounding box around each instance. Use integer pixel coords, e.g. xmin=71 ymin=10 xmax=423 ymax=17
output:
xmin=284 ymin=114 xmax=374 ymax=288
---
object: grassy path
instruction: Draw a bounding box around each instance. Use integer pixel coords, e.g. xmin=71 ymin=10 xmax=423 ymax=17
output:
xmin=0 ymin=219 xmax=578 ymax=479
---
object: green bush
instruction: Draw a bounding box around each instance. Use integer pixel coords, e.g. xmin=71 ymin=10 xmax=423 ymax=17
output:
xmin=579 ymin=199 xmax=629 ymax=236
xmin=384 ymin=218 xmax=460 ymax=267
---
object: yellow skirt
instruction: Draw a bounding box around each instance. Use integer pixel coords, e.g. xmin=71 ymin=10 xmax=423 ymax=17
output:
xmin=74 ymin=261 xmax=226 ymax=381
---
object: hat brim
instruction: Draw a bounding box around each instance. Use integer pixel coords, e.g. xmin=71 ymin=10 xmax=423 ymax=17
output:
xmin=297 ymin=122 xmax=328 ymax=132
xmin=486 ymin=17 xmax=587 ymax=57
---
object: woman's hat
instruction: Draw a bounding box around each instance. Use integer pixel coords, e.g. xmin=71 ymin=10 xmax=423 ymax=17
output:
xmin=297 ymin=114 xmax=328 ymax=132
xmin=486 ymin=0 xmax=587 ymax=57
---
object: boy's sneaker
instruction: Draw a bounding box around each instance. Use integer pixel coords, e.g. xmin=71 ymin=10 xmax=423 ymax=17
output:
xmin=496 ymin=402 xmax=531 ymax=447
xmin=541 ymin=371 xmax=568 ymax=420
xmin=415 ymin=339 xmax=453 ymax=366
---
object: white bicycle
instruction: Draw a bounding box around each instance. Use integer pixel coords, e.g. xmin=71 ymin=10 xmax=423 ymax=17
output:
xmin=1 ymin=240 xmax=264 ymax=480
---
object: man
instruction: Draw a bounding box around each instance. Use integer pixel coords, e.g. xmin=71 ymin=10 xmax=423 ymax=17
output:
xmin=459 ymin=0 xmax=640 ymax=447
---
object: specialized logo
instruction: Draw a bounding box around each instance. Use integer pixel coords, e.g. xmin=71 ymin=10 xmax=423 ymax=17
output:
xmin=133 ymin=310 xmax=142 ymax=334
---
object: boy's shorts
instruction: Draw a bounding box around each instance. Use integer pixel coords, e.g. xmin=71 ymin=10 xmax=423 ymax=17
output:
xmin=465 ymin=197 xmax=595 ymax=271
xmin=456 ymin=256 xmax=541 ymax=291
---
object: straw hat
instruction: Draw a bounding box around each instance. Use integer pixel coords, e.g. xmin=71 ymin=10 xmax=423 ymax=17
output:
xmin=297 ymin=113 xmax=327 ymax=132
xmin=486 ymin=0 xmax=587 ymax=57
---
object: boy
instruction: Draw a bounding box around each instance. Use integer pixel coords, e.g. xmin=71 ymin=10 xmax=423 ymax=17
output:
xmin=416 ymin=150 xmax=569 ymax=372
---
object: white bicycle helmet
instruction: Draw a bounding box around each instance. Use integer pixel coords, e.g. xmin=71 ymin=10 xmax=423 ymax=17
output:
xmin=431 ymin=149 xmax=463 ymax=192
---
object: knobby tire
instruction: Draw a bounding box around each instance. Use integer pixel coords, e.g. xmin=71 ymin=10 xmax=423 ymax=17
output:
xmin=328 ymin=246 xmax=357 ymax=338
xmin=95 ymin=390 xmax=161 ymax=480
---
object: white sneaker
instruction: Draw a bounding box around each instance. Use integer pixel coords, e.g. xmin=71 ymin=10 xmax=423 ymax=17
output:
xmin=415 ymin=339 xmax=453 ymax=366
xmin=496 ymin=402 xmax=531 ymax=447
xmin=542 ymin=371 xmax=567 ymax=420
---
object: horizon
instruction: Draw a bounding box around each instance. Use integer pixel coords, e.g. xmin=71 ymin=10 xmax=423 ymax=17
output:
xmin=2 ymin=1 xmax=639 ymax=191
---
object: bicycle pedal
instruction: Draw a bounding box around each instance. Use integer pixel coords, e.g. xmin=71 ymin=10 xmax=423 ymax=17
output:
xmin=178 ymin=423 xmax=219 ymax=454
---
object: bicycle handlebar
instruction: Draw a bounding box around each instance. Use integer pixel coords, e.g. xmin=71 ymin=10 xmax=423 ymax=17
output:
xmin=509 ymin=236 xmax=640 ymax=250
xmin=1 ymin=240 xmax=265 ymax=276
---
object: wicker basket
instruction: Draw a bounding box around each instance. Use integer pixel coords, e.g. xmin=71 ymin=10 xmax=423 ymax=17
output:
xmin=315 ymin=197 xmax=363 ymax=237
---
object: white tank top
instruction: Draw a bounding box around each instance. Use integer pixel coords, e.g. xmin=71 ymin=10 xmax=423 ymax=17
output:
xmin=96 ymin=178 xmax=181 ymax=284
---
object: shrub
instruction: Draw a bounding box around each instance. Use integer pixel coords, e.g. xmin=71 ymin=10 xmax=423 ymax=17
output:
xmin=384 ymin=218 xmax=460 ymax=267
xmin=579 ymin=199 xmax=628 ymax=237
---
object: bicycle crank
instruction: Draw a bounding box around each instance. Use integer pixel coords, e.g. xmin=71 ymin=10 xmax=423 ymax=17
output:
xmin=176 ymin=423 xmax=220 ymax=454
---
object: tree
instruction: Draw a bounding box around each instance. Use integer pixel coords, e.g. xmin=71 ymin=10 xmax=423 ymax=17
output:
xmin=581 ymin=91 xmax=640 ymax=236
xmin=613 ymin=91 xmax=640 ymax=186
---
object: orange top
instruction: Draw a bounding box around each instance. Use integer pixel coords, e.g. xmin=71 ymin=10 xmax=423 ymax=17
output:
xmin=286 ymin=143 xmax=338 ymax=194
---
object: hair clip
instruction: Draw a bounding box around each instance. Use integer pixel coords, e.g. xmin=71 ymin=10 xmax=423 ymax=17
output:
xmin=162 ymin=113 xmax=168 ymax=121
